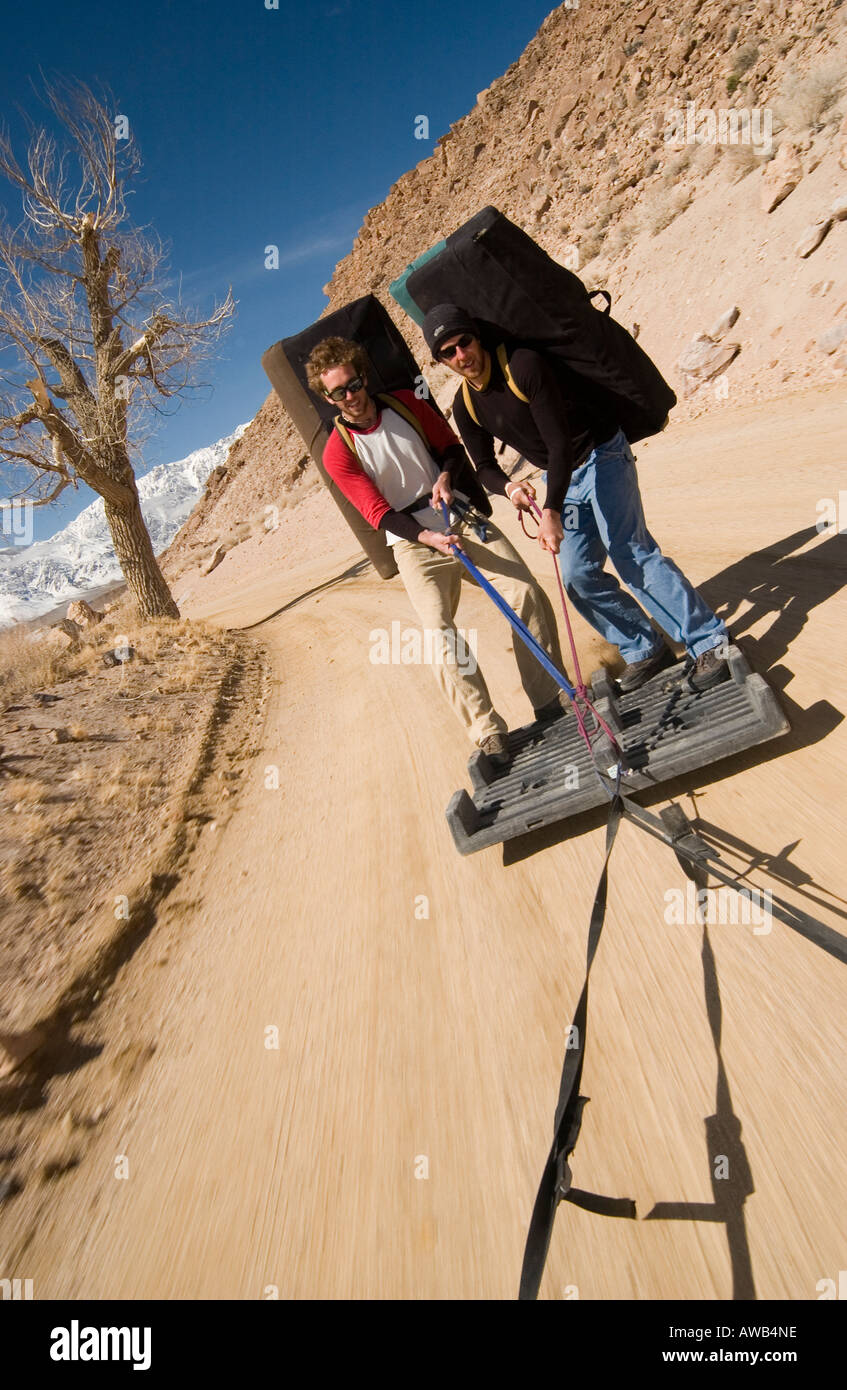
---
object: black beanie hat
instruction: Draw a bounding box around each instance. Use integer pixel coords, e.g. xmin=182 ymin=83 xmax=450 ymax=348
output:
xmin=422 ymin=303 xmax=479 ymax=357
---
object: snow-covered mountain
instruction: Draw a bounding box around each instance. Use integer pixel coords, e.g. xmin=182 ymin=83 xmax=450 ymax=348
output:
xmin=0 ymin=424 xmax=248 ymax=627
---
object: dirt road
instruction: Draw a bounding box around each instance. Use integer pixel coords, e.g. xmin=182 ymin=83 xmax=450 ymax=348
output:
xmin=2 ymin=385 xmax=846 ymax=1299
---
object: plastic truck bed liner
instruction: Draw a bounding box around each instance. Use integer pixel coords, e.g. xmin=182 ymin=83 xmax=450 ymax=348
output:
xmin=446 ymin=646 xmax=789 ymax=855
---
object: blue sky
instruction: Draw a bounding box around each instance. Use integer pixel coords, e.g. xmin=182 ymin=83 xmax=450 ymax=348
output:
xmin=0 ymin=0 xmax=554 ymax=542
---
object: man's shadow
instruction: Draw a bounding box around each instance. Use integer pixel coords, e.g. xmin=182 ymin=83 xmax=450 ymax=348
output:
xmin=697 ymin=522 xmax=847 ymax=676
xmin=674 ymin=522 xmax=846 ymax=763
xmin=687 ymin=787 xmax=847 ymax=926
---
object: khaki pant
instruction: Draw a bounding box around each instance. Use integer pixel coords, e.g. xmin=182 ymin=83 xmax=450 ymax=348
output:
xmin=392 ymin=519 xmax=565 ymax=744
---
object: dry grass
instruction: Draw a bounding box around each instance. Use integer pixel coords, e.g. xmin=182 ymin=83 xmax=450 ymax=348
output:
xmin=68 ymin=764 xmax=98 ymax=784
xmin=645 ymin=186 xmax=693 ymax=236
xmin=732 ymin=44 xmax=759 ymax=78
xmin=0 ymin=627 xmax=69 ymax=708
xmin=38 ymin=803 xmax=80 ymax=831
xmin=44 ymin=864 xmax=82 ymax=917
xmin=171 ymin=629 xmax=216 ymax=654
xmin=577 ymin=226 xmax=608 ymax=264
xmin=774 ymin=65 xmax=845 ymax=133
xmin=662 ymin=149 xmax=693 ymax=185
xmin=2 ymin=862 xmax=47 ymax=900
xmin=130 ymin=618 xmax=217 ymax=665
xmin=2 ymin=772 xmax=84 ymax=845
xmin=157 ymin=673 xmax=199 ymax=695
xmin=691 ymin=141 xmax=721 ymax=176
xmin=96 ymin=754 xmax=131 ymax=806
xmin=3 ymin=776 xmax=50 ymax=806
xmin=0 ymin=612 xmax=222 ymax=711
xmin=91 ymin=751 xmax=168 ymax=810
xmin=16 ymin=810 xmax=51 ymax=840
xmin=723 ymin=142 xmax=769 ymax=181
xmin=0 ymin=615 xmax=256 ymax=1060
xmin=605 ymin=218 xmax=638 ymax=258
xmin=131 ymin=768 xmax=164 ymax=805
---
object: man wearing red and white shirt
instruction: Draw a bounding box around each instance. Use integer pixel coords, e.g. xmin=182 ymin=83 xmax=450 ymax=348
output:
xmin=306 ymin=336 xmax=567 ymax=765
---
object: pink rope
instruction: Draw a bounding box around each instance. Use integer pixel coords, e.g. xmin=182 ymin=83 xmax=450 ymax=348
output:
xmin=519 ymin=499 xmax=623 ymax=766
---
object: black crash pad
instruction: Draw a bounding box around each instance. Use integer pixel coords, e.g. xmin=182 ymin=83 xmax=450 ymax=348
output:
xmin=446 ymin=646 xmax=789 ymax=855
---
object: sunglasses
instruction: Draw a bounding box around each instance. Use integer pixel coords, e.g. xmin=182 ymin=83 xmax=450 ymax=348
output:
xmin=438 ymin=334 xmax=475 ymax=360
xmin=325 ymin=376 xmax=365 ymax=402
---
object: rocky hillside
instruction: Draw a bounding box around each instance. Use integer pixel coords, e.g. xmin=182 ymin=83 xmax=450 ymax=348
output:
xmin=165 ymin=0 xmax=847 ymax=574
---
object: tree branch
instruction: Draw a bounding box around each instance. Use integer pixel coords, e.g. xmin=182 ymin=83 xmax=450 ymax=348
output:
xmin=30 ymin=474 xmax=74 ymax=506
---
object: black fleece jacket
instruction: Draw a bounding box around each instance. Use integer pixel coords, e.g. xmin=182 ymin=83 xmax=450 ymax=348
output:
xmin=450 ymin=346 xmax=619 ymax=512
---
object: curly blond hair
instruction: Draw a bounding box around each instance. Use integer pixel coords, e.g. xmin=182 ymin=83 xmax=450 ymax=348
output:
xmin=305 ymin=337 xmax=369 ymax=397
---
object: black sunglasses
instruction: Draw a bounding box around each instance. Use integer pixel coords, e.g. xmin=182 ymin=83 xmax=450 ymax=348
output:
xmin=438 ymin=334 xmax=475 ymax=360
xmin=325 ymin=376 xmax=365 ymax=402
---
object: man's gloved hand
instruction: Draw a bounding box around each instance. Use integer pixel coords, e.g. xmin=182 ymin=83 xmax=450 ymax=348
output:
xmin=537 ymin=509 xmax=564 ymax=554
xmin=505 ymin=479 xmax=536 ymax=511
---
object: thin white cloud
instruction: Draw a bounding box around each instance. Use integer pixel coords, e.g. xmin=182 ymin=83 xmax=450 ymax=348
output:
xmin=273 ymin=232 xmax=351 ymax=268
xmin=166 ymin=231 xmax=352 ymax=303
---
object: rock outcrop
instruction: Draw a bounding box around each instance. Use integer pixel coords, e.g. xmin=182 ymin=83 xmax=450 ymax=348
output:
xmin=761 ymin=141 xmax=803 ymax=212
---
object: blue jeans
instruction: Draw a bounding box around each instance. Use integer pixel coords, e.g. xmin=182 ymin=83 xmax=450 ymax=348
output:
xmin=555 ymin=429 xmax=727 ymax=663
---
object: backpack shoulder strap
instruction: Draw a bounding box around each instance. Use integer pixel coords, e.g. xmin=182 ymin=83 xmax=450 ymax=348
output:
xmin=334 ymin=416 xmax=358 ymax=458
xmin=496 ymin=343 xmax=530 ymax=404
xmin=375 ymin=393 xmax=430 ymax=449
xmin=337 ymin=395 xmax=436 ymax=460
xmin=461 ymin=379 xmax=480 ymax=427
xmin=589 ymin=288 xmax=612 ymax=314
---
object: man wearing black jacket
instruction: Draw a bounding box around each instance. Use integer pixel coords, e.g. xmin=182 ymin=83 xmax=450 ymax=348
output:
xmin=423 ymin=304 xmax=730 ymax=693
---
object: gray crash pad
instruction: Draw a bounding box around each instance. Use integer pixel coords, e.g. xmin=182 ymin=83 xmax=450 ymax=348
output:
xmin=446 ymin=646 xmax=789 ymax=855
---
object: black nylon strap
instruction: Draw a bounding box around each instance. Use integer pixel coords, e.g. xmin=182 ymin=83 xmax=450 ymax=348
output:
xmin=398 ymin=491 xmax=437 ymax=515
xmin=398 ymin=489 xmax=474 ymax=517
xmin=565 ymin=1187 xmax=638 ymax=1219
xmin=517 ymin=785 xmax=845 ymax=1301
xmin=518 ymin=788 xmax=627 ymax=1300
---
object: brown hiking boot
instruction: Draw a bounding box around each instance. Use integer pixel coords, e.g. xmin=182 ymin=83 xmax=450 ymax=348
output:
xmin=479 ymin=732 xmax=510 ymax=767
xmin=686 ymin=645 xmax=731 ymax=693
xmin=616 ymin=644 xmax=676 ymax=693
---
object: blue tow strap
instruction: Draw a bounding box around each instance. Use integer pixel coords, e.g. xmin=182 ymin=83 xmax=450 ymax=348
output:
xmin=440 ymin=501 xmax=576 ymax=700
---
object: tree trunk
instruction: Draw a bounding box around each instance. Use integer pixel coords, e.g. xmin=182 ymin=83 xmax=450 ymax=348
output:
xmin=103 ymin=488 xmax=179 ymax=620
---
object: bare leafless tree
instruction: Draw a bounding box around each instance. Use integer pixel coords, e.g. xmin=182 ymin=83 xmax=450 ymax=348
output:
xmin=0 ymin=79 xmax=235 ymax=619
